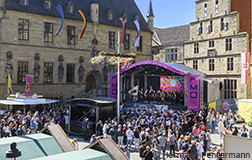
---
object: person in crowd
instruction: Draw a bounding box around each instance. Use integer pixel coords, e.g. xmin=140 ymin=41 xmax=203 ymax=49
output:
xmin=117 ymin=124 xmax=124 ymax=148
xmin=82 ymin=118 xmax=89 ymax=141
xmin=168 ymin=131 xmax=176 ymax=155
xmin=192 ymin=124 xmax=200 ymax=139
xmin=196 ymin=139 xmax=204 ymax=160
xmin=232 ymin=126 xmax=239 ymax=136
xmin=102 ymin=120 xmax=109 ymax=138
xmin=177 ymin=135 xmax=184 ymax=151
xmin=189 ymin=140 xmax=197 ymax=160
xmin=126 ymin=126 xmax=134 ymax=149
xmin=133 ymin=127 xmax=140 ymax=149
xmin=218 ymin=118 xmax=224 ymax=138
xmin=178 ymin=146 xmax=186 ymax=160
xmin=142 ymin=146 xmax=153 ymax=160
xmin=240 ymin=124 xmax=248 ymax=137
xmin=139 ymin=140 xmax=146 ymax=160
xmin=249 ymin=127 xmax=252 ymax=139
xmin=158 ymin=132 xmax=167 ymax=159
xmin=151 ymin=139 xmax=160 ymax=160
xmin=228 ymin=114 xmax=234 ymax=130
xmin=210 ymin=114 xmax=216 ymax=134
xmin=72 ymin=138 xmax=79 ymax=150
xmin=95 ymin=120 xmax=103 ymax=136
xmin=109 ymin=125 xmax=117 ymax=143
xmin=123 ymin=145 xmax=130 ymax=159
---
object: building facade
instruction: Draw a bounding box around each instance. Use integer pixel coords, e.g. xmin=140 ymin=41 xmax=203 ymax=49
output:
xmin=154 ymin=0 xmax=251 ymax=99
xmin=0 ymin=0 xmax=152 ymax=101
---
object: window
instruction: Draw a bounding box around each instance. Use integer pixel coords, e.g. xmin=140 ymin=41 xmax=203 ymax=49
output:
xmin=209 ymin=40 xmax=214 ymax=47
xmin=194 ymin=43 xmax=199 ymax=54
xmin=166 ymin=50 xmax=170 ymax=62
xmin=124 ymin=34 xmax=130 ymax=50
xmin=45 ymin=0 xmax=51 ymax=9
xmin=215 ymin=0 xmax=219 ymax=13
xmin=226 ymin=38 xmax=232 ymax=51
xmin=44 ymin=22 xmax=53 ymax=43
xmin=67 ymin=26 xmax=75 ymax=45
xmin=209 ymin=59 xmax=215 ymax=71
xmin=108 ymin=31 xmax=115 ymax=49
xmin=67 ymin=64 xmax=75 ymax=83
xmin=166 ymin=49 xmax=178 ymax=62
xmin=137 ymin=36 xmax=142 ymax=51
xmin=68 ymin=5 xmax=74 ymax=14
xmin=227 ymin=57 xmax=234 ymax=71
xmin=17 ymin=62 xmax=28 ymax=83
xmin=204 ymin=4 xmax=207 ymax=16
xmin=20 ymin=0 xmax=29 ymax=6
xmin=224 ymin=79 xmax=237 ymax=99
xmin=221 ymin=18 xmax=224 ymax=30
xmin=174 ymin=49 xmax=178 ymax=62
xmin=210 ymin=20 xmax=213 ymax=33
xmin=193 ymin=60 xmax=198 ymax=70
xmin=18 ymin=19 xmax=29 ymax=40
xmin=200 ymin=22 xmax=203 ymax=34
xmin=43 ymin=62 xmax=53 ymax=83
xmin=208 ymin=50 xmax=216 ymax=57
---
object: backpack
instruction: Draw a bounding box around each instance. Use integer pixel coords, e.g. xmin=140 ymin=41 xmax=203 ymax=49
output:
xmin=141 ymin=132 xmax=146 ymax=140
xmin=110 ymin=128 xmax=115 ymax=136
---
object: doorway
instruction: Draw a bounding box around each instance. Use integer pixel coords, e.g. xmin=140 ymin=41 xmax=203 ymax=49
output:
xmin=86 ymin=74 xmax=96 ymax=92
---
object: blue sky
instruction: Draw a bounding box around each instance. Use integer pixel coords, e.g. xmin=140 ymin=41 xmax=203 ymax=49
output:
xmin=135 ymin=0 xmax=196 ymax=29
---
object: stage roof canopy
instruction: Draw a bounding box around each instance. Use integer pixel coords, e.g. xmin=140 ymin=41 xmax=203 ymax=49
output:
xmin=119 ymin=60 xmax=205 ymax=76
xmin=0 ymin=97 xmax=58 ymax=105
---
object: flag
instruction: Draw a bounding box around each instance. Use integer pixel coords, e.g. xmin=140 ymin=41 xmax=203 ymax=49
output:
xmin=55 ymin=4 xmax=64 ymax=37
xmin=241 ymin=52 xmax=250 ymax=84
xmin=8 ymin=75 xmax=13 ymax=96
xmin=134 ymin=20 xmax=141 ymax=46
xmin=119 ymin=17 xmax=127 ymax=44
xmin=26 ymin=75 xmax=33 ymax=95
xmin=77 ymin=9 xmax=87 ymax=40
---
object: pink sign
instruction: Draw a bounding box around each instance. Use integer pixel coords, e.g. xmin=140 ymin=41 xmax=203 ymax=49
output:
xmin=26 ymin=75 xmax=33 ymax=96
xmin=160 ymin=76 xmax=185 ymax=91
xmin=110 ymin=74 xmax=117 ymax=99
xmin=188 ymin=75 xmax=200 ymax=110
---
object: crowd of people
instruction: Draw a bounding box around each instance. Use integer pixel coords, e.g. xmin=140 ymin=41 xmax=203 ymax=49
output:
xmin=0 ymin=106 xmax=69 ymax=138
xmin=89 ymin=108 xmax=252 ymax=160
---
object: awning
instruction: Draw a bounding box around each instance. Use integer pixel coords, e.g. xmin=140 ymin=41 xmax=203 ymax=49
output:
xmin=0 ymin=97 xmax=58 ymax=105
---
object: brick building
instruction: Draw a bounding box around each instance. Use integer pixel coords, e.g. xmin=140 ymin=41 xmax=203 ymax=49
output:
xmin=154 ymin=0 xmax=252 ymax=99
xmin=0 ymin=0 xmax=153 ymax=101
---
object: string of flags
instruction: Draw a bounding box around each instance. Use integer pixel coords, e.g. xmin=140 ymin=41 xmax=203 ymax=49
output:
xmin=89 ymin=52 xmax=135 ymax=69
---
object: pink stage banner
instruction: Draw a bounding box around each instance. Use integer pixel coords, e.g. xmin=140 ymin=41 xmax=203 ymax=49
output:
xmin=188 ymin=75 xmax=200 ymax=110
xmin=26 ymin=75 xmax=33 ymax=95
xmin=110 ymin=74 xmax=117 ymax=99
xmin=160 ymin=76 xmax=185 ymax=91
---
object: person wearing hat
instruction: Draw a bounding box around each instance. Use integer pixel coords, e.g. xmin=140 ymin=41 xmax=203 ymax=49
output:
xmin=151 ymin=139 xmax=160 ymax=160
xmin=123 ymin=145 xmax=130 ymax=159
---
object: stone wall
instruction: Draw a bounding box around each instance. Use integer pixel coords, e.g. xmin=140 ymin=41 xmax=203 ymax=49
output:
xmin=0 ymin=10 xmax=152 ymax=100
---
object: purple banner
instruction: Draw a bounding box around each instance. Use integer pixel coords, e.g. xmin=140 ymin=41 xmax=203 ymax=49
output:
xmin=188 ymin=75 xmax=200 ymax=111
xmin=119 ymin=60 xmax=186 ymax=75
xmin=110 ymin=74 xmax=117 ymax=99
xmin=26 ymin=75 xmax=33 ymax=96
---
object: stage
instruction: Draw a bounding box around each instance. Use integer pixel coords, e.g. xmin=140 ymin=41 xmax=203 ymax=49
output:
xmin=110 ymin=60 xmax=220 ymax=111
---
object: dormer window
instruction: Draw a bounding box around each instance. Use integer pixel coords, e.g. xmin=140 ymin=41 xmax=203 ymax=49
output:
xmin=123 ymin=12 xmax=128 ymax=22
xmin=45 ymin=0 xmax=51 ymax=9
xmin=107 ymin=9 xmax=113 ymax=21
xmin=204 ymin=4 xmax=207 ymax=16
xmin=215 ymin=0 xmax=219 ymax=13
xmin=20 ymin=0 xmax=29 ymax=6
xmin=68 ymin=5 xmax=74 ymax=14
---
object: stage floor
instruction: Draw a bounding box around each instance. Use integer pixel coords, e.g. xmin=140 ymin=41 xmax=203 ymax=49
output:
xmin=122 ymin=102 xmax=187 ymax=112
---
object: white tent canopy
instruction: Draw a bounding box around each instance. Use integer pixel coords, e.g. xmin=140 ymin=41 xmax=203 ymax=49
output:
xmin=0 ymin=97 xmax=58 ymax=105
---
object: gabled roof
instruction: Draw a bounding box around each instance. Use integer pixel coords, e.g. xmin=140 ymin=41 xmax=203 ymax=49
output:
xmin=154 ymin=25 xmax=190 ymax=45
xmin=6 ymin=0 xmax=151 ymax=32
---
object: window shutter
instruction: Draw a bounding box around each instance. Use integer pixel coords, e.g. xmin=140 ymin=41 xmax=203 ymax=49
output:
xmin=204 ymin=8 xmax=207 ymax=16
xmin=206 ymin=25 xmax=210 ymax=34
xmin=215 ymin=4 xmax=219 ymax=13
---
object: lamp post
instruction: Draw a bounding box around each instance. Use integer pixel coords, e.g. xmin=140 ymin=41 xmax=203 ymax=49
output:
xmin=5 ymin=142 xmax=21 ymax=160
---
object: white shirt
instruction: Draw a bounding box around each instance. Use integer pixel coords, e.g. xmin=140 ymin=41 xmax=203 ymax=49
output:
xmin=3 ymin=126 xmax=10 ymax=133
xmin=166 ymin=120 xmax=171 ymax=126
xmin=218 ymin=121 xmax=224 ymax=132
xmin=103 ymin=124 xmax=109 ymax=134
xmin=0 ymin=109 xmax=4 ymax=115
xmin=64 ymin=115 xmax=69 ymax=124
xmin=197 ymin=142 xmax=204 ymax=153
xmin=126 ymin=129 xmax=133 ymax=140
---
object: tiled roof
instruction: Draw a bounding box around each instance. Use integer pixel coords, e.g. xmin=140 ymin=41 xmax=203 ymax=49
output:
xmin=154 ymin=25 xmax=190 ymax=45
xmin=6 ymin=0 xmax=151 ymax=32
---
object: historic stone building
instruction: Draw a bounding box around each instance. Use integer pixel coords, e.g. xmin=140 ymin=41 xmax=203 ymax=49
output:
xmin=0 ymin=0 xmax=153 ymax=102
xmin=154 ymin=0 xmax=252 ymax=99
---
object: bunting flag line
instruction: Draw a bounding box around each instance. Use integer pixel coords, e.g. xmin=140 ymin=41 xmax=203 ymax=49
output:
xmin=119 ymin=17 xmax=127 ymax=44
xmin=134 ymin=20 xmax=141 ymax=46
xmin=55 ymin=4 xmax=64 ymax=37
xmin=8 ymin=75 xmax=13 ymax=97
xmin=77 ymin=9 xmax=87 ymax=40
